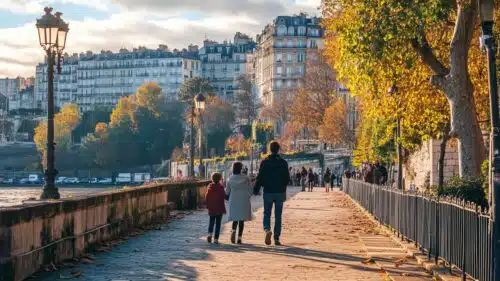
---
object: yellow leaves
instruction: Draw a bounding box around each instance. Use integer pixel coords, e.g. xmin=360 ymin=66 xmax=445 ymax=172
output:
xmin=34 ymin=104 xmax=82 ymax=167
xmin=319 ymin=99 xmax=351 ymax=146
xmin=135 ymin=82 xmax=163 ymax=116
xmin=225 ymin=135 xmax=251 ymax=154
xmin=110 ymin=96 xmax=137 ymax=128
xmin=110 ymin=82 xmax=164 ymax=128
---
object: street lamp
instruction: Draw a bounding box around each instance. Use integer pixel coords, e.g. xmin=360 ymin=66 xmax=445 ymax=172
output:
xmin=36 ymin=7 xmax=69 ymax=199
xmin=388 ymin=85 xmax=403 ymax=190
xmin=478 ymin=0 xmax=500 ymax=279
xmin=194 ymin=93 xmax=206 ymax=178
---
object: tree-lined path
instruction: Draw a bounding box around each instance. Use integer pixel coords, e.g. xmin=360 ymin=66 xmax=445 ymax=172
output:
xmin=34 ymin=187 xmax=432 ymax=281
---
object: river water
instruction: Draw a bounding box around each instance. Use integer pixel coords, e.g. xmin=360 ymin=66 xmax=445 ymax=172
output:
xmin=0 ymin=186 xmax=118 ymax=208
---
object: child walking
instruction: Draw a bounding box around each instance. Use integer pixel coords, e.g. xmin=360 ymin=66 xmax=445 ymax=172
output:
xmin=226 ymin=162 xmax=253 ymax=244
xmin=205 ymin=172 xmax=226 ymax=244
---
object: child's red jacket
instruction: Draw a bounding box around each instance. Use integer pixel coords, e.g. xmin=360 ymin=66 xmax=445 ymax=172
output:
xmin=205 ymin=183 xmax=226 ymax=216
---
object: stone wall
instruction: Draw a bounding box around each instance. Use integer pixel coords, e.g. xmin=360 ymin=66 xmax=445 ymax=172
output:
xmin=403 ymin=139 xmax=459 ymax=190
xmin=0 ymin=180 xmax=209 ymax=281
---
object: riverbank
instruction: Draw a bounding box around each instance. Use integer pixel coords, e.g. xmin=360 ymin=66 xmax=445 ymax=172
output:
xmin=0 ymin=186 xmax=119 ymax=207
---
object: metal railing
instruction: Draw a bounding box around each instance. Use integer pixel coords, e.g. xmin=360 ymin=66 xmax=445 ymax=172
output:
xmin=343 ymin=179 xmax=493 ymax=281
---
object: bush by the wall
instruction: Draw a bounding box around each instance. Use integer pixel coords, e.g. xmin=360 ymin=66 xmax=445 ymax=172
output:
xmin=437 ymin=176 xmax=487 ymax=206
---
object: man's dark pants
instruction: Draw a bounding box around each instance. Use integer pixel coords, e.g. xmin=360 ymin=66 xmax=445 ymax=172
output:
xmin=263 ymin=193 xmax=286 ymax=240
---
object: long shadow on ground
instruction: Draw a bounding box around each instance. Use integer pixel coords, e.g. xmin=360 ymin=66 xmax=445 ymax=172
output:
xmin=32 ymin=187 xmax=376 ymax=280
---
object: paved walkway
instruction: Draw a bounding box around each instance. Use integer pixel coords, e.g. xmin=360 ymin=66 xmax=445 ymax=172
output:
xmin=34 ymin=187 xmax=432 ymax=281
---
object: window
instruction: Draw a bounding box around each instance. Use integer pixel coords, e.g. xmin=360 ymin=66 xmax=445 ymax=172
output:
xmin=276 ymin=53 xmax=282 ymax=62
xmin=296 ymin=66 xmax=303 ymax=75
xmin=287 ymin=53 xmax=293 ymax=63
xmin=298 ymin=39 xmax=303 ymax=47
xmin=310 ymin=40 xmax=317 ymax=48
xmin=288 ymin=26 xmax=294 ymax=36
xmin=276 ymin=40 xmax=283 ymax=47
xmin=277 ymin=67 xmax=282 ymax=75
xmin=297 ymin=52 xmax=304 ymax=62
xmin=287 ymin=40 xmax=293 ymax=47
xmin=298 ymin=26 xmax=306 ymax=36
xmin=286 ymin=67 xmax=292 ymax=76
xmin=276 ymin=80 xmax=282 ymax=89
xmin=277 ymin=25 xmax=287 ymax=36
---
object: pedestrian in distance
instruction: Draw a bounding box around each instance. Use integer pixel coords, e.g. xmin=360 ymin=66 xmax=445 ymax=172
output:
xmin=205 ymin=172 xmax=226 ymax=244
xmin=330 ymin=172 xmax=336 ymax=190
xmin=307 ymin=168 xmax=315 ymax=192
xmin=295 ymin=170 xmax=301 ymax=187
xmin=254 ymin=141 xmax=290 ymax=246
xmin=226 ymin=161 xmax=253 ymax=244
xmin=301 ymin=167 xmax=308 ymax=191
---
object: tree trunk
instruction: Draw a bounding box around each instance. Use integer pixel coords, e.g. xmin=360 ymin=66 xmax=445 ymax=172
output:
xmin=414 ymin=2 xmax=486 ymax=178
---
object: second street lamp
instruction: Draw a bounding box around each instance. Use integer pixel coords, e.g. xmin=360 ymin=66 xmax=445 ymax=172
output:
xmin=194 ymin=93 xmax=206 ymax=178
xmin=36 ymin=7 xmax=69 ymax=199
xmin=478 ymin=0 xmax=500 ymax=279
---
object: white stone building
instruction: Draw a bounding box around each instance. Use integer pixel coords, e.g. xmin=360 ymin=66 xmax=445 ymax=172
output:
xmin=35 ymin=46 xmax=201 ymax=112
xmin=0 ymin=77 xmax=34 ymax=98
xmin=199 ymin=33 xmax=256 ymax=103
xmin=254 ymin=14 xmax=324 ymax=107
xmin=8 ymin=86 xmax=40 ymax=113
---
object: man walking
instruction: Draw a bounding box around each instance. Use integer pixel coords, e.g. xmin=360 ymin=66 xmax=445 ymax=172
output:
xmin=254 ymin=141 xmax=290 ymax=246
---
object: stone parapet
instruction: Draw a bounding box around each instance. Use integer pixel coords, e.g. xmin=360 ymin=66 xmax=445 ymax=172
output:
xmin=0 ymin=180 xmax=209 ymax=281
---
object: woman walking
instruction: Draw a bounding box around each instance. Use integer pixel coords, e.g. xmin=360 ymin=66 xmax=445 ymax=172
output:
xmin=226 ymin=162 xmax=253 ymax=244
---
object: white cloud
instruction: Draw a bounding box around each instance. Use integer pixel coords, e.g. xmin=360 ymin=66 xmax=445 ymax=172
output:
xmin=0 ymin=0 xmax=321 ymax=78
xmin=0 ymin=0 xmax=109 ymax=14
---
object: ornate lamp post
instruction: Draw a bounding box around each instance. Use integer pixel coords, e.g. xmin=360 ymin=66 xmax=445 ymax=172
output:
xmin=194 ymin=93 xmax=206 ymax=178
xmin=36 ymin=7 xmax=69 ymax=199
xmin=388 ymin=85 xmax=402 ymax=190
xmin=478 ymin=0 xmax=500 ymax=279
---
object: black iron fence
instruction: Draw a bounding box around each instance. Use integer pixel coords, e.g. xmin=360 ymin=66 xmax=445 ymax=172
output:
xmin=343 ymin=179 xmax=493 ymax=281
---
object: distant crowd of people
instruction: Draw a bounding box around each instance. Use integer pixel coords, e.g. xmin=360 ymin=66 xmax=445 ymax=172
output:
xmin=349 ymin=161 xmax=388 ymax=185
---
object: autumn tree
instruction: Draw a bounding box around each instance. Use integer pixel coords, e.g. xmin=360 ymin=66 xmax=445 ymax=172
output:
xmin=225 ymin=134 xmax=251 ymax=154
xmin=235 ymin=74 xmax=260 ymax=125
xmin=80 ymin=83 xmax=184 ymax=172
xmin=260 ymin=88 xmax=294 ymax=125
xmin=320 ymin=99 xmax=353 ymax=146
xmin=203 ymin=96 xmax=235 ymax=156
xmin=34 ymin=104 xmax=81 ymax=169
xmin=322 ymin=0 xmax=490 ymax=177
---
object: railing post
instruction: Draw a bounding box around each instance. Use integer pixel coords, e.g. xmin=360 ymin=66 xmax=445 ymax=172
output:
xmin=462 ymin=202 xmax=466 ymax=281
xmin=436 ymin=196 xmax=440 ymax=264
xmin=415 ymin=194 xmax=418 ymax=247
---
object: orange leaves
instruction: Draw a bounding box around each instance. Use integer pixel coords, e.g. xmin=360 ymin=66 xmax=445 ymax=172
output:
xmin=319 ymin=99 xmax=352 ymax=146
xmin=225 ymin=134 xmax=251 ymax=154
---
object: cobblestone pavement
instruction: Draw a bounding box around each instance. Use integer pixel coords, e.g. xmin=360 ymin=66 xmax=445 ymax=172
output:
xmin=34 ymin=187 xmax=431 ymax=281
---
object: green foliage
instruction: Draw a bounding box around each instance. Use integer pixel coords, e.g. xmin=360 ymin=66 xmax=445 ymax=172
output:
xmin=481 ymin=159 xmax=490 ymax=196
xmin=437 ymin=176 xmax=487 ymax=206
xmin=79 ymin=84 xmax=184 ymax=171
xmin=72 ymin=107 xmax=111 ymax=143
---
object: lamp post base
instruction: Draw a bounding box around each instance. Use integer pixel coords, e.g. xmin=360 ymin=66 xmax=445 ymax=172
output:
xmin=40 ymin=185 xmax=60 ymax=200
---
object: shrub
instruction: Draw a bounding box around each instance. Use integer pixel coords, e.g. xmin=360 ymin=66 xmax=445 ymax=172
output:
xmin=437 ymin=176 xmax=487 ymax=206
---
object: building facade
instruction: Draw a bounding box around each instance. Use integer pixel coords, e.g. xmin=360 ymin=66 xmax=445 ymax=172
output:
xmin=35 ymin=46 xmax=200 ymax=112
xmin=0 ymin=77 xmax=34 ymax=98
xmin=199 ymin=33 xmax=256 ymax=103
xmin=254 ymin=14 xmax=324 ymax=106
xmin=8 ymin=86 xmax=39 ymax=113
